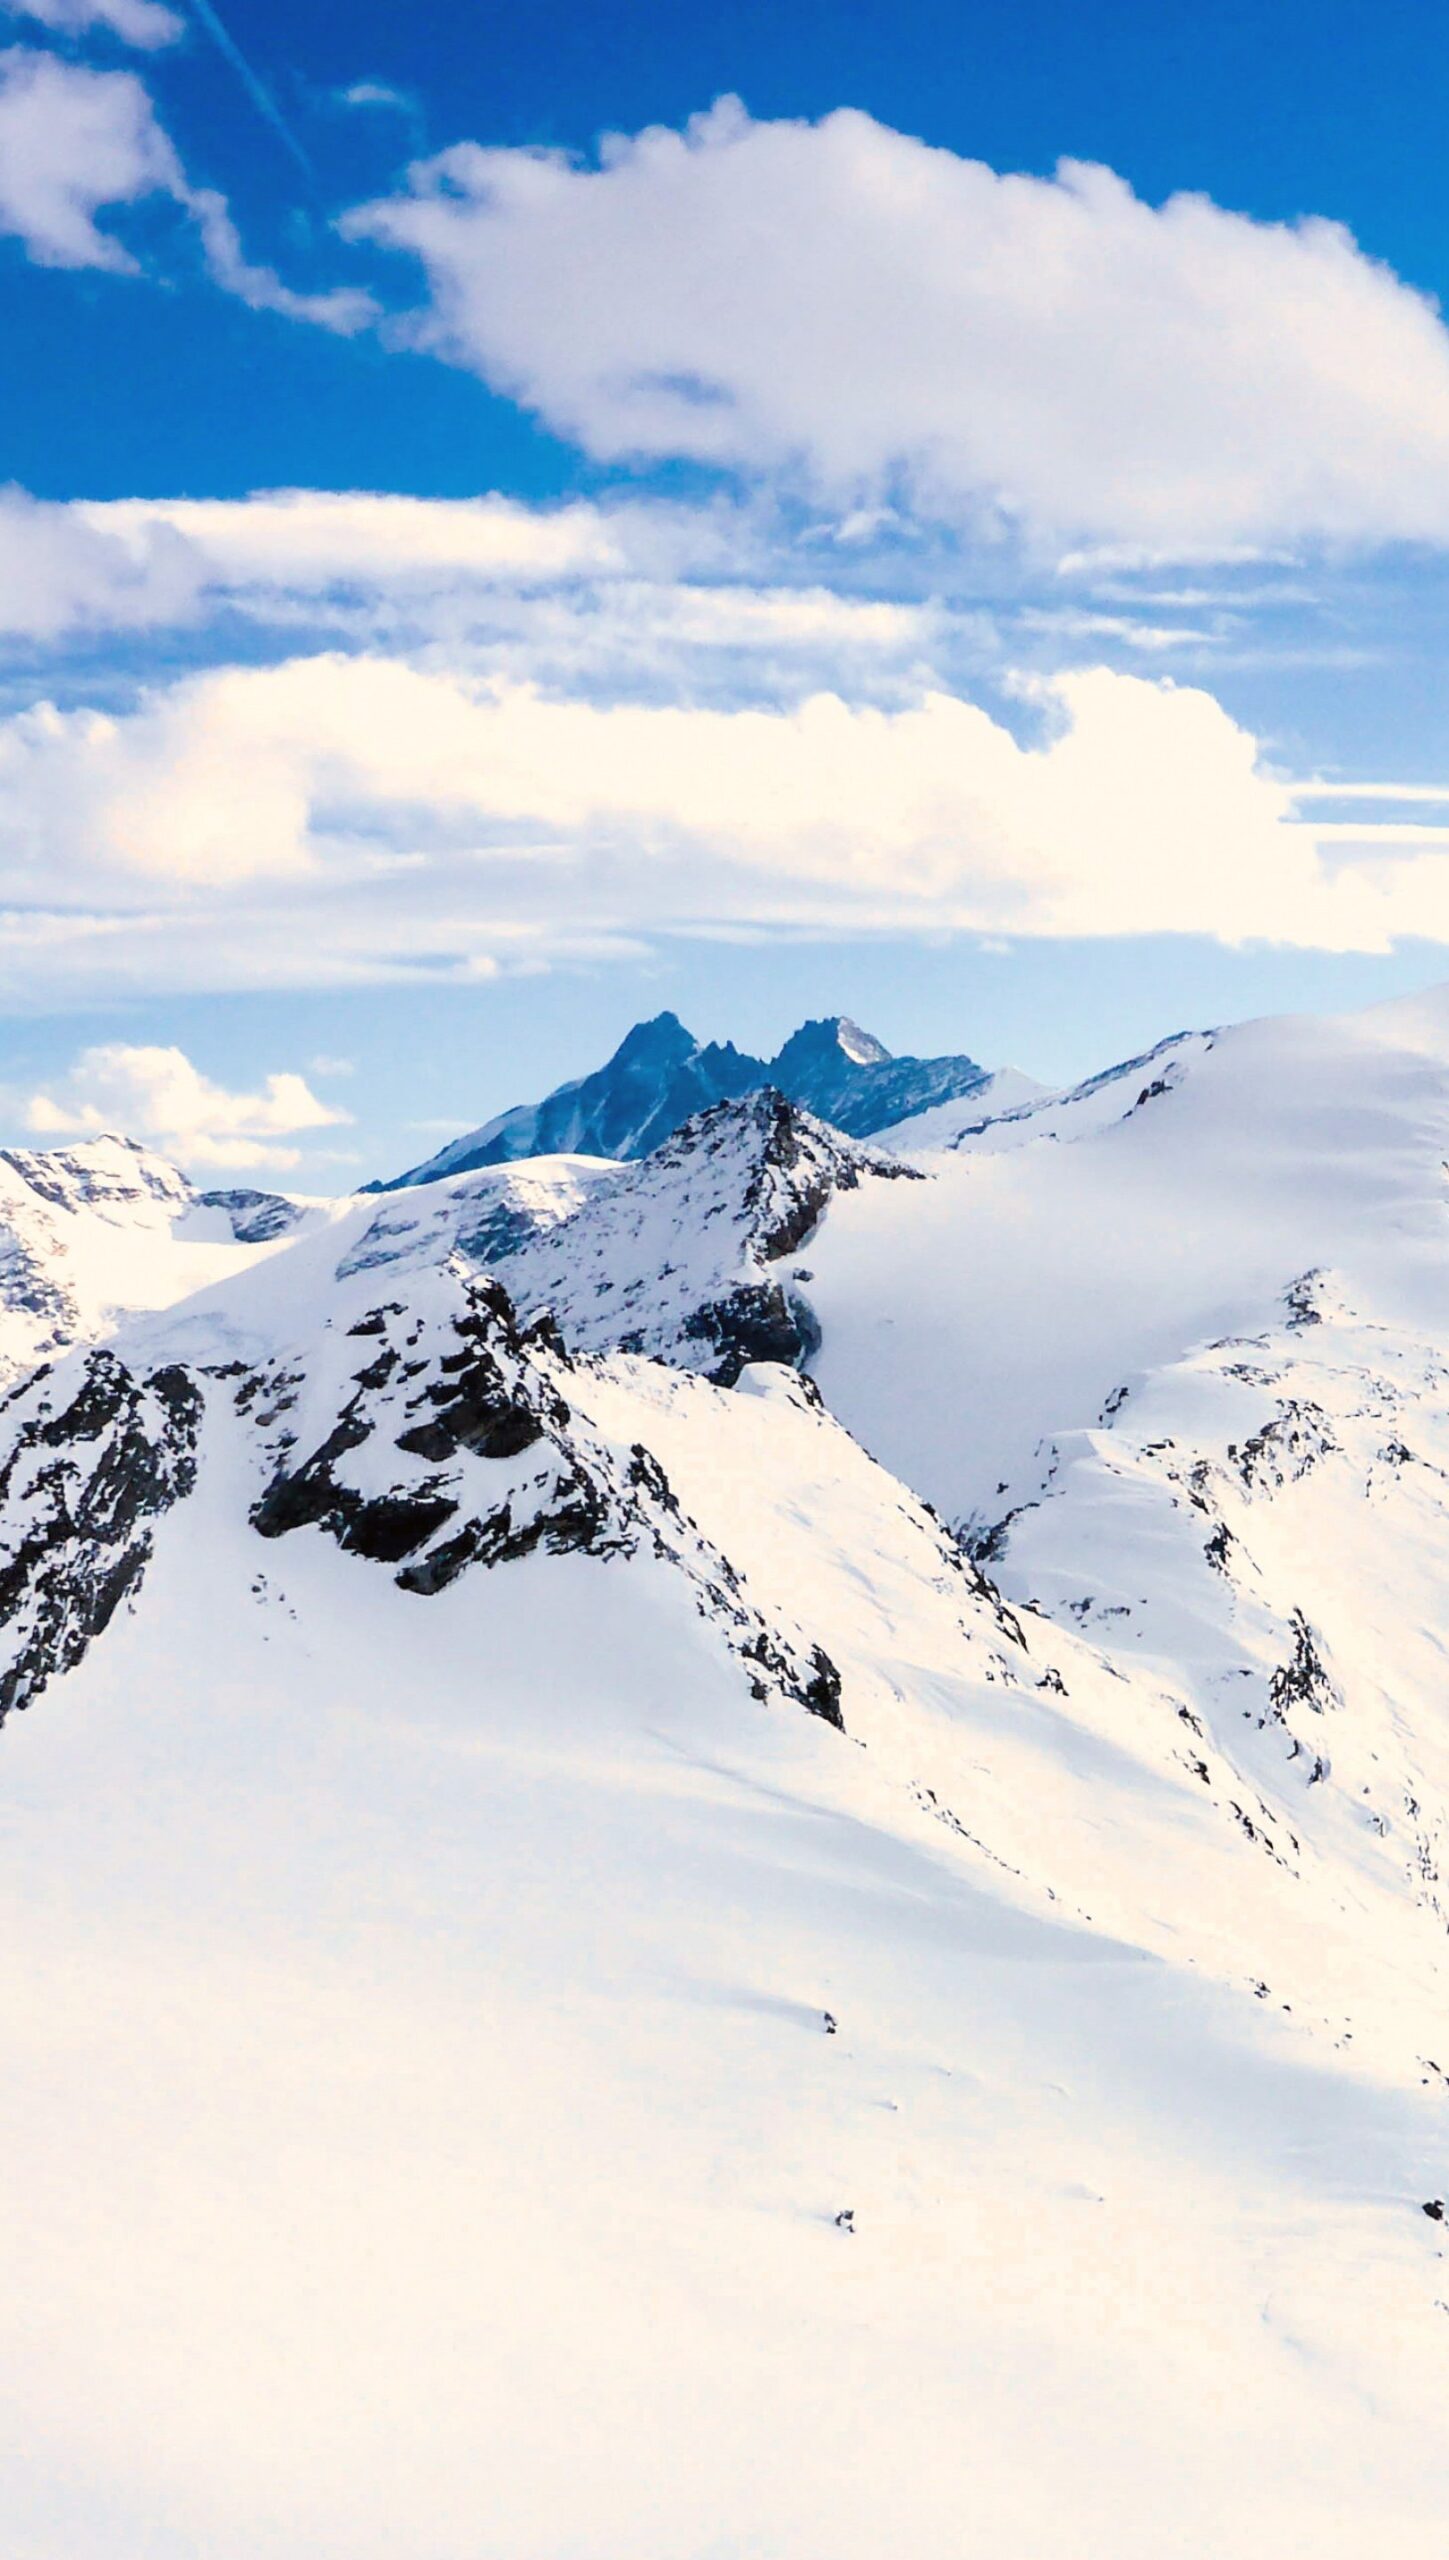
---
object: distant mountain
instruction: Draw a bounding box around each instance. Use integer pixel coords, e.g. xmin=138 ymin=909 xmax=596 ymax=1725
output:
xmin=376 ymin=1009 xmax=989 ymax=1187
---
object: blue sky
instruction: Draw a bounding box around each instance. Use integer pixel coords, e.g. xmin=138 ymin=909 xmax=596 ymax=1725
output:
xmin=7 ymin=0 xmax=1449 ymax=1180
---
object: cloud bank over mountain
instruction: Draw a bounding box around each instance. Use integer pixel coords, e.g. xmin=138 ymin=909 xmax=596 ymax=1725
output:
xmin=2 ymin=656 xmax=1442 ymax=1005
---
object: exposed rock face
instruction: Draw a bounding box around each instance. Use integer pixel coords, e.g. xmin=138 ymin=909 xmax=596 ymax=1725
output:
xmin=378 ymin=1010 xmax=988 ymax=1186
xmin=682 ymin=1281 xmax=820 ymax=1387
xmin=0 ymin=1348 xmax=203 ymax=1725
xmin=249 ymin=1274 xmax=581 ymax=1574
xmin=197 ymin=1187 xmax=307 ymax=1244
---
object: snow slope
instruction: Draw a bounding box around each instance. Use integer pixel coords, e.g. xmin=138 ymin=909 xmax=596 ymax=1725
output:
xmin=871 ymin=1063 xmax=1052 ymax=1150
xmin=796 ymin=1000 xmax=1449 ymax=1524
xmin=8 ymin=990 xmax=1449 ymax=2552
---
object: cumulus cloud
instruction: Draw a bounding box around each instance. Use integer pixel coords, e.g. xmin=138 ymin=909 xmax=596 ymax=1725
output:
xmin=347 ymin=98 xmax=1449 ymax=554
xmin=0 ymin=47 xmax=372 ymax=327
xmin=1 ymin=651 xmax=1448 ymax=1005
xmin=25 ymin=1041 xmax=352 ymax=1169
xmin=0 ymin=46 xmax=179 ymax=266
xmin=2 ymin=0 xmax=183 ymax=49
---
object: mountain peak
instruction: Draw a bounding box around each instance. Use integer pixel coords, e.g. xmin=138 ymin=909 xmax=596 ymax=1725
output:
xmin=771 ymin=1015 xmax=893 ymax=1072
xmin=609 ymin=1010 xmax=699 ymax=1069
xmin=382 ymin=1008 xmax=991 ymax=1185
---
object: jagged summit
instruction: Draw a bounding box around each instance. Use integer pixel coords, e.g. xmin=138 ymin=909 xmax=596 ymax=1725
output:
xmin=609 ymin=1009 xmax=695 ymax=1064
xmin=377 ymin=1007 xmax=988 ymax=1187
xmin=347 ymin=1085 xmax=922 ymax=1384
xmin=773 ymin=1015 xmax=892 ymax=1073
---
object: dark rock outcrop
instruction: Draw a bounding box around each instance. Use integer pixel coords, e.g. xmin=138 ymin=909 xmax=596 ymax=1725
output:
xmin=245 ymin=1268 xmax=847 ymax=1727
xmin=0 ymin=1348 xmax=203 ymax=1725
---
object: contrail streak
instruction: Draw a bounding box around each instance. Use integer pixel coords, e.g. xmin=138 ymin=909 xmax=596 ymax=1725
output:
xmin=186 ymin=0 xmax=315 ymax=180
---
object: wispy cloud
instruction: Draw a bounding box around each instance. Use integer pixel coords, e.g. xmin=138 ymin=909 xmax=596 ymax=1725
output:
xmin=0 ymin=51 xmax=373 ymax=327
xmin=3 ymin=0 xmax=183 ymax=49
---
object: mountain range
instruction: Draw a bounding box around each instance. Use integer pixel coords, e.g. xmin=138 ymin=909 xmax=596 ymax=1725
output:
xmin=7 ymin=992 xmax=1449 ymax=2553
xmin=380 ymin=1007 xmax=1006 ymax=1185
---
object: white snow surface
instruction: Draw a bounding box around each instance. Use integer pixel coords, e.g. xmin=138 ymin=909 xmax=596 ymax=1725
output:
xmin=7 ymin=995 xmax=1449 ymax=2551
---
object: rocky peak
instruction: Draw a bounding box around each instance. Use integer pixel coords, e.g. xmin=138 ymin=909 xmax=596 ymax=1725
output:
xmin=771 ymin=1015 xmax=893 ymax=1076
xmin=488 ymin=1088 xmax=923 ymax=1383
xmin=379 ymin=1008 xmax=992 ymax=1185
xmin=609 ymin=1011 xmax=699 ymax=1070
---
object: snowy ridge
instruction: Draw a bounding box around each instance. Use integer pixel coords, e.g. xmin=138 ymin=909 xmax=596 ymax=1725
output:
xmin=481 ymin=1086 xmax=922 ymax=1381
xmin=0 ymin=1252 xmax=847 ymax=1735
xmin=242 ymin=1262 xmax=845 ymax=1725
xmin=872 ymin=1064 xmax=1051 ymax=1152
xmin=944 ymin=1028 xmax=1215 ymax=1155
xmin=982 ymin=1269 xmax=1449 ymax=1961
xmin=336 ymin=1152 xmax=618 ymax=1283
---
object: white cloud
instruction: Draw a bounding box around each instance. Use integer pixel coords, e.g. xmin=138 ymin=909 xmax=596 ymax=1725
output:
xmin=183 ymin=185 xmax=374 ymax=332
xmin=89 ymin=488 xmax=637 ymax=589
xmin=0 ymin=46 xmax=179 ymax=266
xmin=0 ymin=47 xmax=373 ymax=327
xmin=0 ymin=484 xmax=205 ymax=635
xmin=347 ymin=98 xmax=1449 ymax=554
xmin=339 ymin=80 xmax=415 ymax=116
xmin=25 ymin=1040 xmax=352 ymax=1169
xmin=2 ymin=0 xmax=183 ymax=49
xmin=2 ymin=651 xmax=1449 ymax=1004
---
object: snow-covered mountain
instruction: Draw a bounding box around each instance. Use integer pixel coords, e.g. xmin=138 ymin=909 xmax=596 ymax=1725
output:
xmin=346 ymin=1087 xmax=920 ymax=1381
xmin=0 ymin=1132 xmax=341 ymax=1385
xmin=380 ymin=1007 xmax=989 ymax=1184
xmin=11 ymin=991 xmax=1449 ymax=2554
